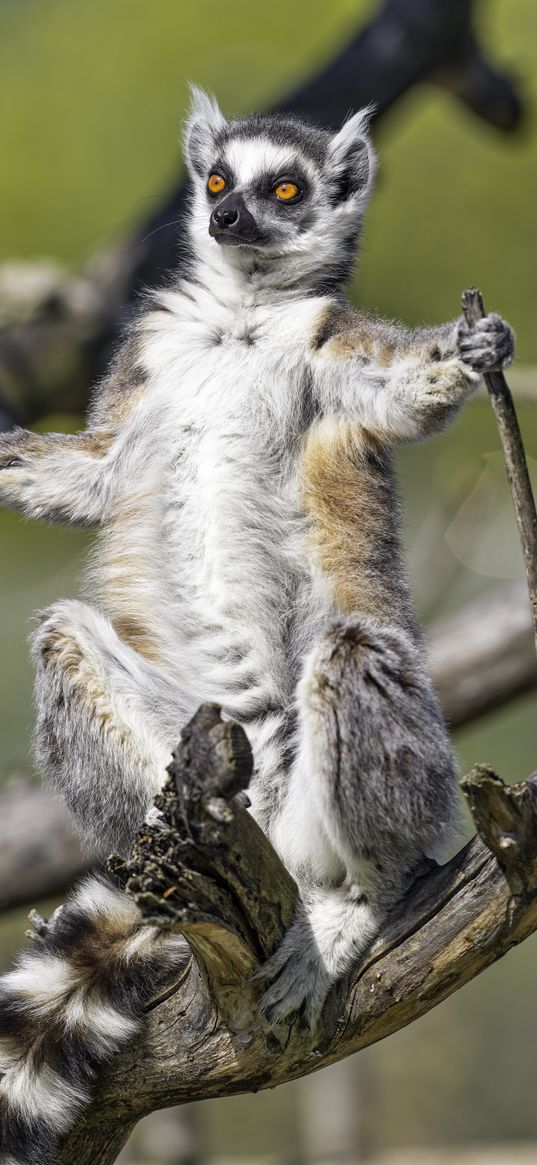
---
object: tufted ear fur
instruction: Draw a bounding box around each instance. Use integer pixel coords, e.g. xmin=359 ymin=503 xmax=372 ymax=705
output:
xmin=326 ymin=107 xmax=376 ymax=202
xmin=183 ymin=85 xmax=227 ymax=177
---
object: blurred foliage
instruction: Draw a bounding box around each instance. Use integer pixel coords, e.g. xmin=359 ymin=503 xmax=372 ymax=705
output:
xmin=0 ymin=0 xmax=536 ymax=1157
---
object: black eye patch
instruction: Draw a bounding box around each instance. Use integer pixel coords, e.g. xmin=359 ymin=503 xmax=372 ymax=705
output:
xmin=205 ymin=162 xmax=234 ymax=197
xmin=250 ymin=168 xmax=308 ymax=204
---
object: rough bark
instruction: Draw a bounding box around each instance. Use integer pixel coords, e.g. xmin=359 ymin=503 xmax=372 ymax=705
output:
xmin=0 ymin=0 xmax=523 ymax=431
xmin=52 ymin=703 xmax=537 ymax=1165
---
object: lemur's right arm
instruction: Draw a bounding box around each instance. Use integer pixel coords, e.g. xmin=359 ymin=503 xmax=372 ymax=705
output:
xmin=0 ymin=334 xmax=147 ymax=525
xmin=310 ymin=304 xmax=514 ymax=441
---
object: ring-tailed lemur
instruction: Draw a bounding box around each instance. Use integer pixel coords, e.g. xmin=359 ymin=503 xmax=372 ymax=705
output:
xmin=0 ymin=88 xmax=514 ymax=1162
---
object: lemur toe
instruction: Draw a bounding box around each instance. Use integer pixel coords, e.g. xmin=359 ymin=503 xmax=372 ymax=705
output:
xmin=26 ymin=903 xmax=66 ymax=945
xmin=258 ymin=962 xmax=329 ymax=1028
xmin=256 ymin=940 xmax=331 ymax=1028
xmin=252 ymin=941 xmax=292 ymax=985
xmin=235 ymin=789 xmax=252 ymax=808
xmin=143 ymin=804 xmax=166 ymax=830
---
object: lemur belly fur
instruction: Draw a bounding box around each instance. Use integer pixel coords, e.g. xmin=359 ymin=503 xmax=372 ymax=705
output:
xmin=94 ymin=289 xmax=410 ymax=813
xmin=0 ymin=88 xmax=515 ymax=1162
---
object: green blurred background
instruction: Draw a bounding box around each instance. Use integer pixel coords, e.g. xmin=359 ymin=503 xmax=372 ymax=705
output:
xmin=0 ymin=0 xmax=536 ymax=1160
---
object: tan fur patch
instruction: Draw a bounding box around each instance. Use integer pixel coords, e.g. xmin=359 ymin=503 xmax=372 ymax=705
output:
xmin=77 ymin=430 xmax=116 ymax=456
xmin=300 ymin=419 xmax=415 ymax=631
xmin=38 ymin=626 xmax=84 ymax=678
xmin=37 ymin=622 xmax=127 ymax=738
xmin=310 ymin=303 xmax=397 ymax=366
xmin=96 ymin=489 xmax=165 ymax=666
xmin=101 ymin=382 xmax=145 ymax=426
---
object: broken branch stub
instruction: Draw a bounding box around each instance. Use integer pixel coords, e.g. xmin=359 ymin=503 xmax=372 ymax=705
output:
xmin=461 ymin=765 xmax=537 ymax=897
xmin=107 ymin=703 xmax=298 ymax=1002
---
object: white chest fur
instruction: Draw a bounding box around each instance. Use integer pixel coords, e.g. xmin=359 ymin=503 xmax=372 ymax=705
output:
xmin=119 ymin=286 xmax=334 ymax=717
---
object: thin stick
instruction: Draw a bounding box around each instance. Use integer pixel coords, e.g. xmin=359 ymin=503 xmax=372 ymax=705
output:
xmin=461 ymin=287 xmax=537 ymax=655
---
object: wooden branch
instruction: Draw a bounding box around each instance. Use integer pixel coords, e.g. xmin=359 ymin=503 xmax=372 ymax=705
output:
xmin=461 ymin=765 xmax=537 ymax=897
xmin=53 ymin=705 xmax=537 ymax=1165
xmin=462 ymin=288 xmax=537 ymax=653
xmin=0 ymin=1 xmax=523 ymax=431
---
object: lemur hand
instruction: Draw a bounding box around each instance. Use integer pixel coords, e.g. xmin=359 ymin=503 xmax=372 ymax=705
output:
xmin=0 ymin=429 xmax=30 ymax=470
xmin=457 ymin=313 xmax=514 ymax=374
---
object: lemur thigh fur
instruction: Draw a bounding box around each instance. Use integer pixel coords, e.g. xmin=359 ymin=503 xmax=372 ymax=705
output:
xmin=0 ymin=88 xmax=514 ymax=1161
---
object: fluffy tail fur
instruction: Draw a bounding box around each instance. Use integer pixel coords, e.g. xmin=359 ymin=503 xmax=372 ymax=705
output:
xmin=0 ymin=876 xmax=188 ymax=1165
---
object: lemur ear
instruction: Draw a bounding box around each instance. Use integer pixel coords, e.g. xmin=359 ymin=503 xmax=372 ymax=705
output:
xmin=184 ymin=85 xmax=228 ymax=176
xmin=327 ymin=107 xmax=376 ymax=202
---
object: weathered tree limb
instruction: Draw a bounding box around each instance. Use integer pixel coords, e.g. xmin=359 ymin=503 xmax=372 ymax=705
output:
xmin=462 ymin=288 xmax=537 ymax=652
xmin=429 ymin=580 xmax=537 ymax=729
xmin=52 ymin=704 xmax=537 ymax=1165
xmin=0 ymin=0 xmax=523 ymax=431
xmin=1 ymin=580 xmax=534 ymax=914
xmin=0 ymin=774 xmax=92 ymax=912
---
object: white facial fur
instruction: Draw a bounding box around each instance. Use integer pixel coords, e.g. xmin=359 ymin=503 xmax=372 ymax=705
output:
xmin=183 ymin=86 xmax=377 ymax=292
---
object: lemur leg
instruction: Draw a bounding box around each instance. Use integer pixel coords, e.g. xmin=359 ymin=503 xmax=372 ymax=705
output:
xmin=260 ymin=617 xmax=458 ymax=1027
xmin=32 ymin=600 xmax=189 ymax=855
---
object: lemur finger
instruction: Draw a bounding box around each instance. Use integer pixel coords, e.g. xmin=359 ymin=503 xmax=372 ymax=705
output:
xmin=235 ymin=789 xmax=252 ymax=808
xmin=143 ymin=805 xmax=166 ymax=829
xmin=458 ymin=329 xmax=513 ymax=353
xmin=457 ymin=313 xmax=514 ymax=371
xmin=259 ymin=968 xmax=311 ymax=1021
xmin=0 ymin=447 xmax=29 ymax=469
xmin=0 ymin=447 xmax=25 ymax=469
xmin=458 ymin=340 xmax=514 ymax=370
xmin=251 ymin=945 xmax=292 ymax=983
xmin=259 ymin=957 xmax=329 ymax=1027
xmin=303 ymin=992 xmax=326 ymax=1032
xmin=459 ymin=311 xmax=505 ymax=335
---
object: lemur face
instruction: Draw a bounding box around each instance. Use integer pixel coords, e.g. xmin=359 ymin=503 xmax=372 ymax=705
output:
xmin=205 ymin=137 xmax=313 ymax=249
xmin=184 ymin=88 xmax=376 ymax=284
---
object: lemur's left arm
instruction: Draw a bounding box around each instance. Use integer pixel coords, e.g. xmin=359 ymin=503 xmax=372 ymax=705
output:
xmin=0 ymin=427 xmax=123 ymax=524
xmin=310 ymin=306 xmax=514 ymax=441
xmin=0 ymin=331 xmax=148 ymax=525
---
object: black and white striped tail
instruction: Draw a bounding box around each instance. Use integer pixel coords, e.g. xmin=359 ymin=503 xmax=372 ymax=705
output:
xmin=0 ymin=876 xmax=188 ymax=1165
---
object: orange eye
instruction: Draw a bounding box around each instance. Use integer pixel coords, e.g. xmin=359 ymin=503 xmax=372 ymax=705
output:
xmin=273 ymin=180 xmax=300 ymax=202
xmin=208 ymin=173 xmax=226 ymax=194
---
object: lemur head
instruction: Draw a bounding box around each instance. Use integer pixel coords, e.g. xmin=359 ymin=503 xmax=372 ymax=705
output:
xmin=183 ymin=87 xmax=376 ymax=290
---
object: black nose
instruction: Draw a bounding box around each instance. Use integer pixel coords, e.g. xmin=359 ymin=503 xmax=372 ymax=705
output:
xmin=213 ymin=205 xmax=239 ymax=229
xmin=209 ymin=193 xmax=261 ymax=244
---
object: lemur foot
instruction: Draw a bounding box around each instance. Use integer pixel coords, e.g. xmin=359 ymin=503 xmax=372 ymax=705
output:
xmin=457 ymin=312 xmax=514 ymax=373
xmin=255 ymin=912 xmax=332 ymax=1029
xmin=26 ymin=903 xmax=66 ymax=946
